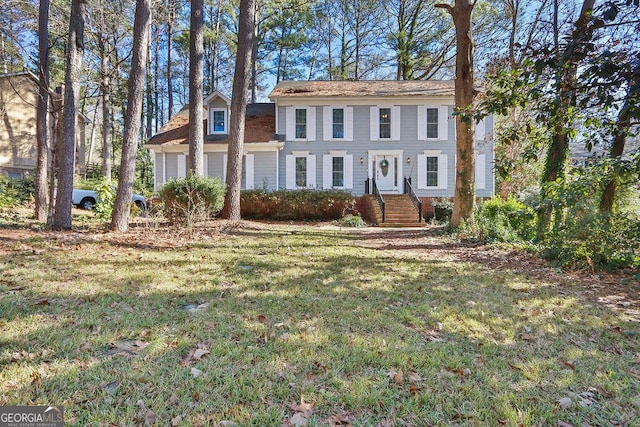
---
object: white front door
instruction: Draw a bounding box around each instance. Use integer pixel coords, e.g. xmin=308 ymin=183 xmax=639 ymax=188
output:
xmin=374 ymin=155 xmax=398 ymax=192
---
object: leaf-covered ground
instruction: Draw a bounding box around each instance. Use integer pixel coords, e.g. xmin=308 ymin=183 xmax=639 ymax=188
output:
xmin=1 ymin=218 xmax=639 ymax=426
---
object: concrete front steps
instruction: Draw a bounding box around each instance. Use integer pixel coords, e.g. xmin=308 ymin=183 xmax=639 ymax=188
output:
xmin=362 ymin=194 xmax=425 ymax=227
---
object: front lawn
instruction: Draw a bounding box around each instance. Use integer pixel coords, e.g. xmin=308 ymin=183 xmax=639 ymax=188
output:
xmin=0 ymin=221 xmax=638 ymax=426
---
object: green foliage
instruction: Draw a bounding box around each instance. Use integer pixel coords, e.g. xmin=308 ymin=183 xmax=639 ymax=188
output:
xmin=476 ymin=197 xmax=536 ymax=242
xmin=160 ymin=175 xmax=225 ymax=227
xmin=543 ymin=211 xmax=639 ymax=270
xmin=240 ymin=189 xmax=356 ymax=221
xmin=335 ymin=214 xmax=366 ymax=228
xmin=93 ymin=179 xmax=116 ymax=220
xmin=430 ymin=198 xmax=453 ymax=223
xmin=0 ymin=175 xmax=34 ymax=208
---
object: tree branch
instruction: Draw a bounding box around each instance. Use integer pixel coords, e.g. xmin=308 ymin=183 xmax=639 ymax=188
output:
xmin=435 ymin=3 xmax=453 ymax=15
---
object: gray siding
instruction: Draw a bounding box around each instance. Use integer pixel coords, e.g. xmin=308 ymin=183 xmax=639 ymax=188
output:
xmin=165 ymin=153 xmax=178 ymax=180
xmin=154 ymin=152 xmax=164 ymax=189
xmin=205 ymin=153 xmax=225 ymax=180
xmin=254 ymin=151 xmax=278 ymax=190
xmin=277 ymin=103 xmax=494 ymax=197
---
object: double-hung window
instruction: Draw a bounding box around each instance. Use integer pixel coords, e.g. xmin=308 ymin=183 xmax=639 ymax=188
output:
xmin=426 ymin=108 xmax=439 ymax=139
xmin=295 ymin=108 xmax=307 ymax=139
xmin=332 ymin=108 xmax=344 ymax=139
xmin=295 ymin=157 xmax=307 ymax=187
xmin=379 ymin=108 xmax=391 ymax=139
xmin=213 ymin=110 xmax=225 ymax=132
xmin=426 ymin=156 xmax=439 ymax=187
xmin=332 ymin=156 xmax=344 ymax=187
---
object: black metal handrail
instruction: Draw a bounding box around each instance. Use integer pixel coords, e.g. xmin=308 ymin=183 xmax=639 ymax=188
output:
xmin=366 ymin=178 xmax=385 ymax=223
xmin=403 ymin=177 xmax=422 ymax=223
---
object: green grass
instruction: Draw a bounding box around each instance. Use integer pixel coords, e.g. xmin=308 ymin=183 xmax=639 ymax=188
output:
xmin=0 ymin=221 xmax=639 ymax=426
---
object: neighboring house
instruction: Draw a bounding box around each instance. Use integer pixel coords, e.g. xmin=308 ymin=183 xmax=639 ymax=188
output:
xmin=0 ymin=71 xmax=88 ymax=178
xmin=146 ymin=81 xmax=494 ymax=224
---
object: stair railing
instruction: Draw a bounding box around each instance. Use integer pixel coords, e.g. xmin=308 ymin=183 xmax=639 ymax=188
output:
xmin=366 ymin=178 xmax=385 ymax=223
xmin=403 ymin=177 xmax=422 ymax=223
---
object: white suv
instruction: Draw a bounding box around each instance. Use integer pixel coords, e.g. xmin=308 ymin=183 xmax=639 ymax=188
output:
xmin=72 ymin=188 xmax=147 ymax=211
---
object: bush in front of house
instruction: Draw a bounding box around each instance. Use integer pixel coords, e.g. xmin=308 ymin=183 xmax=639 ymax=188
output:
xmin=241 ymin=189 xmax=356 ymax=221
xmin=0 ymin=175 xmax=34 ymax=208
xmin=476 ymin=196 xmax=537 ymax=242
xmin=160 ymin=175 xmax=225 ymax=227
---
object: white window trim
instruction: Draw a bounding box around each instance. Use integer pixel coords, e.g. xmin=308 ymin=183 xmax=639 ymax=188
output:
xmin=209 ymin=108 xmax=228 ymax=134
xmin=323 ymin=106 xmax=353 ymax=142
xmin=286 ymin=106 xmax=316 ymax=142
xmin=177 ymin=153 xmax=186 ymax=179
xmin=286 ymin=151 xmax=316 ymax=189
xmin=322 ymin=151 xmax=353 ymax=190
xmin=370 ymin=106 xmax=401 ymax=141
xmin=417 ymin=150 xmax=448 ymax=190
xmin=417 ymin=105 xmax=449 ymax=141
xmin=475 ymin=153 xmax=486 ymax=190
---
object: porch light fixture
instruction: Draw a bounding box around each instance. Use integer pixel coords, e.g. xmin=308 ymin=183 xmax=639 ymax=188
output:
xmin=406 ymin=157 xmax=411 ymax=164
xmin=360 ymin=157 xmax=364 ymax=164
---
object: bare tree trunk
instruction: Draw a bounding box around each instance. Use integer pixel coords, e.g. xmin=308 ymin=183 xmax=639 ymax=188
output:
xmin=99 ymin=34 xmax=111 ymax=180
xmin=167 ymin=0 xmax=175 ymax=116
xmin=110 ymin=0 xmax=151 ymax=232
xmin=146 ymin=35 xmax=153 ymax=139
xmin=35 ymin=0 xmax=50 ymax=221
xmin=436 ymin=0 xmax=476 ymax=228
xmin=87 ymin=97 xmax=100 ymax=164
xmin=250 ymin=4 xmax=260 ymax=104
xmin=222 ymin=0 xmax=256 ymax=220
xmin=52 ymin=0 xmax=85 ymax=230
xmin=154 ymin=24 xmax=160 ymax=132
xmin=189 ymin=0 xmax=204 ymax=176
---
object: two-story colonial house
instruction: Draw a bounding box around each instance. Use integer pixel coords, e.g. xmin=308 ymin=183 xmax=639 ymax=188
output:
xmin=146 ymin=80 xmax=494 ymax=224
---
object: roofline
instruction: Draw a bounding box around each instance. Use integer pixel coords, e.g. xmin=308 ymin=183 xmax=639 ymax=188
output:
xmin=203 ymin=90 xmax=231 ymax=105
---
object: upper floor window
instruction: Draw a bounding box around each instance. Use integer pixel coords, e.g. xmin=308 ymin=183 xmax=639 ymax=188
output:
xmin=295 ymin=108 xmax=307 ymax=139
xmin=213 ymin=110 xmax=225 ymax=132
xmin=426 ymin=108 xmax=438 ymax=139
xmin=379 ymin=108 xmax=391 ymax=139
xmin=370 ymin=106 xmax=400 ymax=141
xmin=332 ymin=108 xmax=344 ymax=139
xmin=209 ymin=108 xmax=227 ymax=134
xmin=418 ymin=105 xmax=448 ymax=141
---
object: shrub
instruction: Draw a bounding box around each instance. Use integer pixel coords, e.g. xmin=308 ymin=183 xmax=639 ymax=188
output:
xmin=0 ymin=175 xmax=34 ymax=208
xmin=160 ymin=175 xmax=225 ymax=227
xmin=93 ymin=178 xmax=116 ymax=220
xmin=431 ymin=198 xmax=453 ymax=222
xmin=336 ymin=214 xmax=367 ymax=227
xmin=476 ymin=197 xmax=537 ymax=242
xmin=542 ymin=210 xmax=639 ymax=270
xmin=240 ymin=189 xmax=356 ymax=221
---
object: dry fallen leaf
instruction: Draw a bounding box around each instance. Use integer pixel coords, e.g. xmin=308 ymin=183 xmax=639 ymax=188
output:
xmin=181 ymin=344 xmax=210 ymax=366
xmin=559 ymin=360 xmax=576 ymax=370
xmin=171 ymin=415 xmax=182 ymax=426
xmin=558 ymin=421 xmax=575 ymax=427
xmin=518 ymin=332 xmax=536 ymax=341
xmin=288 ymin=395 xmax=314 ymax=417
xmin=327 ymin=414 xmax=352 ymax=426
xmin=388 ymin=368 xmax=404 ymax=385
xmin=407 ymin=371 xmax=423 ymax=383
xmin=288 ymin=412 xmax=308 ymax=426
xmin=190 ymin=367 xmax=203 ymax=378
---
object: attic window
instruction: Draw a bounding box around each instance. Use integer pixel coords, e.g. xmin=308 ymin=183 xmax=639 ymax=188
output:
xmin=213 ymin=110 xmax=225 ymax=132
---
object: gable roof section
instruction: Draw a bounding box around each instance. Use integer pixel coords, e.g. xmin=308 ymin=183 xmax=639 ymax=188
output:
xmin=204 ymin=90 xmax=231 ymax=105
xmin=269 ymin=80 xmax=456 ymax=99
xmin=146 ymin=103 xmax=276 ymax=146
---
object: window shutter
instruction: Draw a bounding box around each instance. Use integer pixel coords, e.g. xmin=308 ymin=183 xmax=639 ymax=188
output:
xmin=307 ymin=155 xmax=316 ymax=188
xmin=438 ymin=154 xmax=448 ymax=189
xmin=391 ymin=106 xmax=401 ymax=141
xmin=245 ymin=154 xmax=255 ymax=189
xmin=285 ymin=107 xmax=295 ymax=140
xmin=476 ymin=119 xmax=486 ymax=141
xmin=177 ymin=154 xmax=186 ymax=178
xmin=370 ymin=106 xmax=378 ymax=141
xmin=417 ymin=106 xmax=426 ymax=141
xmin=475 ymin=154 xmax=485 ymax=190
xmin=344 ymin=107 xmax=353 ymax=141
xmin=417 ymin=154 xmax=426 ymax=189
xmin=222 ymin=154 xmax=227 ymax=183
xmin=203 ymin=154 xmax=209 ymax=176
xmin=323 ymin=107 xmax=332 ymax=141
xmin=322 ymin=154 xmax=332 ymax=189
xmin=285 ymin=155 xmax=295 ymax=189
xmin=344 ymin=154 xmax=353 ymax=189
xmin=438 ymin=106 xmax=449 ymax=140
xmin=307 ymin=107 xmax=316 ymax=141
